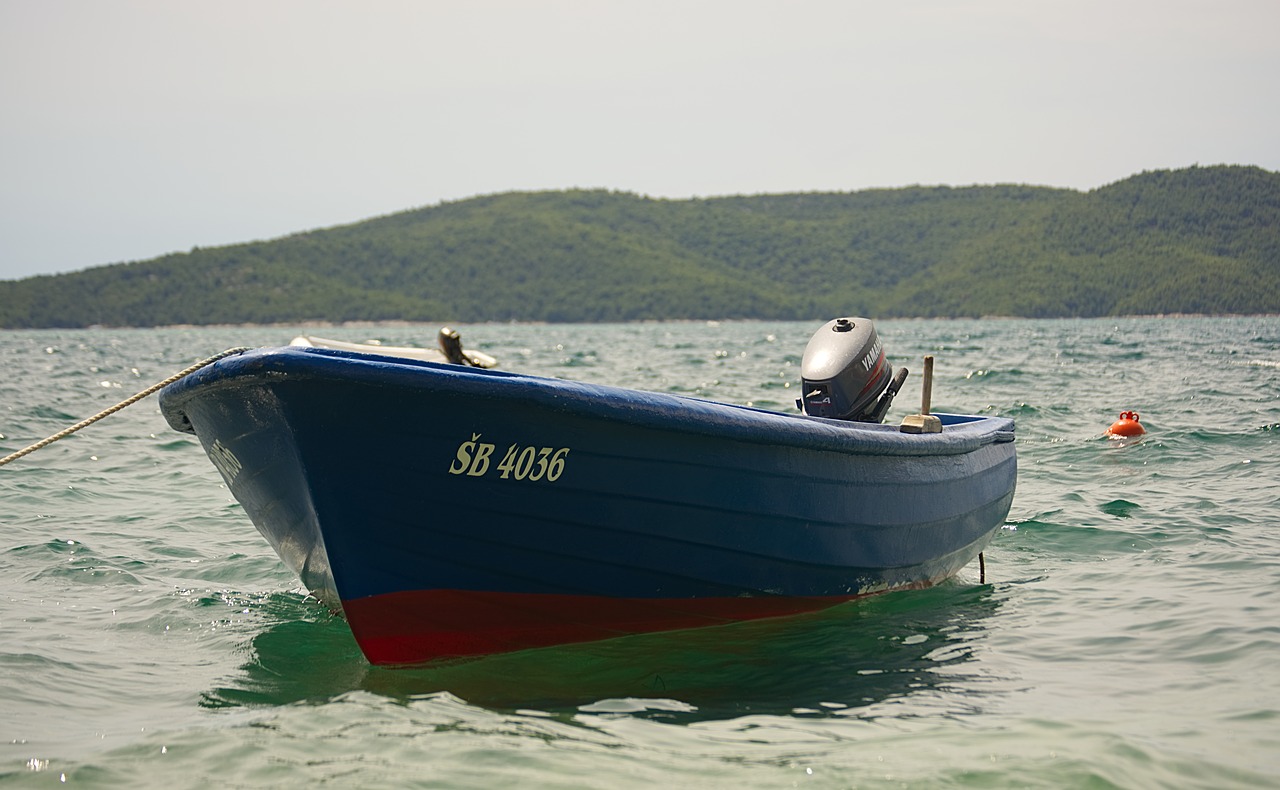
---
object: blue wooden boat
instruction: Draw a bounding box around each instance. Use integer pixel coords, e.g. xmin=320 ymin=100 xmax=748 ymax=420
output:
xmin=159 ymin=319 xmax=1016 ymax=665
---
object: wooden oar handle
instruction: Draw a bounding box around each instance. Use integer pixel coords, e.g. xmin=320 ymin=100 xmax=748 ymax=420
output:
xmin=922 ymin=355 xmax=934 ymax=415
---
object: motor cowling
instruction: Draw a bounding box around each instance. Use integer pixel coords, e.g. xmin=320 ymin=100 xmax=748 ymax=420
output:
xmin=799 ymin=317 xmax=905 ymax=422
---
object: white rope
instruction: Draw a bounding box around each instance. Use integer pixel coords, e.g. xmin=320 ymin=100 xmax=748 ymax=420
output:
xmin=0 ymin=347 xmax=251 ymax=468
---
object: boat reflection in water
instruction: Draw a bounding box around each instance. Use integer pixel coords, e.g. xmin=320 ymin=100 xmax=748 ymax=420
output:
xmin=204 ymin=580 xmax=1003 ymax=722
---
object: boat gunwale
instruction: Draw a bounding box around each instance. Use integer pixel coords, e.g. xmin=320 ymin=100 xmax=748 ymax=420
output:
xmin=159 ymin=346 xmax=1015 ymax=458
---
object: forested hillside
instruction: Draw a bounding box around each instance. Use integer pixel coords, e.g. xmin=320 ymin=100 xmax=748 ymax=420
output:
xmin=2 ymin=165 xmax=1277 ymax=327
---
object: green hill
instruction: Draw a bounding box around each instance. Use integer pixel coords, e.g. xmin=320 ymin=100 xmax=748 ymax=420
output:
xmin=2 ymin=164 xmax=1277 ymax=327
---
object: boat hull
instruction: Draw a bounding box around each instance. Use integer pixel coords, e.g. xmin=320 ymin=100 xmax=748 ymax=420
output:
xmin=160 ymin=347 xmax=1017 ymax=665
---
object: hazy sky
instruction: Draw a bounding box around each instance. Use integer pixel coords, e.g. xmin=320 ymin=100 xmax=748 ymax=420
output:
xmin=2 ymin=0 xmax=1276 ymax=280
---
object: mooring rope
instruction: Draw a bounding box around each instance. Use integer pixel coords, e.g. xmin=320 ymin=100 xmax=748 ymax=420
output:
xmin=0 ymin=347 xmax=251 ymax=469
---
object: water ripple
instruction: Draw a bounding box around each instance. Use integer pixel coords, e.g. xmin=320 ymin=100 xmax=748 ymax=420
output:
xmin=3 ymin=318 xmax=1280 ymax=787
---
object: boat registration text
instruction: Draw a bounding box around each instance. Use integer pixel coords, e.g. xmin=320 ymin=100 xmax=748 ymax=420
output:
xmin=448 ymin=433 xmax=571 ymax=482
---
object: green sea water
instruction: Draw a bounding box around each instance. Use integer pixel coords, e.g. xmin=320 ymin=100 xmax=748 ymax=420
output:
xmin=1 ymin=318 xmax=1278 ymax=788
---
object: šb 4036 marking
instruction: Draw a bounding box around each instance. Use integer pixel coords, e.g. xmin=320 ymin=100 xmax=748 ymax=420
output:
xmin=448 ymin=434 xmax=570 ymax=482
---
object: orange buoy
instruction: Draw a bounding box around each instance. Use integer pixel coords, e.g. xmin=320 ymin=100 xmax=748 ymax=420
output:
xmin=1106 ymin=411 xmax=1145 ymax=437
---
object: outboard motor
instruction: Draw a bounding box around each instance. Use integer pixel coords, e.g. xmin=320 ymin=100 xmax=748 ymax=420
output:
xmin=798 ymin=317 xmax=908 ymax=423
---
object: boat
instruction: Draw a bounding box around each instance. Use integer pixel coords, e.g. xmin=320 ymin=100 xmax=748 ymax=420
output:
xmin=158 ymin=319 xmax=1017 ymax=665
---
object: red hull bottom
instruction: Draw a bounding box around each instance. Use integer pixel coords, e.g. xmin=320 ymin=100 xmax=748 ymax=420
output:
xmin=340 ymin=589 xmax=909 ymax=665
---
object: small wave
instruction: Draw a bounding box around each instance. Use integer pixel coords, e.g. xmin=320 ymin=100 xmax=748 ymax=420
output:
xmin=1183 ymin=428 xmax=1268 ymax=444
xmin=964 ymin=367 xmax=1028 ymax=380
xmin=578 ymin=697 xmax=698 ymax=714
xmin=558 ymin=351 xmax=599 ymax=367
xmin=1098 ymin=499 xmax=1142 ymax=518
xmin=997 ymin=517 xmax=1158 ymax=558
xmin=154 ymin=438 xmax=199 ymax=451
xmin=1234 ymin=359 xmax=1280 ymax=368
xmin=25 ymin=405 xmax=81 ymax=421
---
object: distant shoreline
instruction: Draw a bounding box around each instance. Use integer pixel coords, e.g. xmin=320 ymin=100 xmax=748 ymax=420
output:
xmin=0 ymin=312 xmax=1260 ymax=332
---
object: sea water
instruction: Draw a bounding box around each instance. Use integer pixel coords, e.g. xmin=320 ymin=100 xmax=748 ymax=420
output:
xmin=1 ymin=318 xmax=1277 ymax=788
